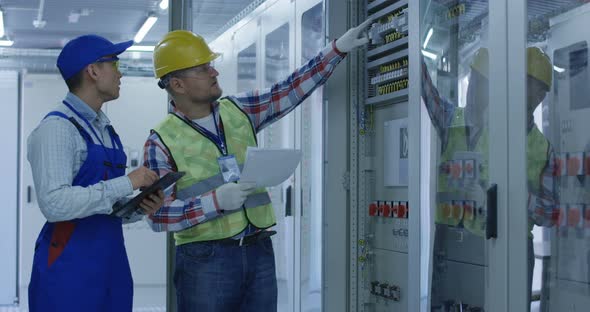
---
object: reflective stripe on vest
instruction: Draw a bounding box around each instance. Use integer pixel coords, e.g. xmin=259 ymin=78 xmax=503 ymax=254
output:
xmin=176 ymin=164 xmax=244 ymax=200
xmin=153 ymin=98 xmax=276 ymax=245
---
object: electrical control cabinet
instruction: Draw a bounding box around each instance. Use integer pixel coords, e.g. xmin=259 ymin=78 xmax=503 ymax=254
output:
xmin=354 ymin=1 xmax=410 ymax=311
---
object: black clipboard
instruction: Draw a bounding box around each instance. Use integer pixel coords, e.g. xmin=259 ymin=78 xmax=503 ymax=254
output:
xmin=111 ymin=171 xmax=186 ymax=218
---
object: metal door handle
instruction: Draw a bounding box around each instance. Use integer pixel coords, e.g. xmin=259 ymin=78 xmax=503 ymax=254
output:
xmin=27 ymin=185 xmax=32 ymax=203
xmin=285 ymin=185 xmax=292 ymax=217
xmin=486 ymin=183 xmax=498 ymax=239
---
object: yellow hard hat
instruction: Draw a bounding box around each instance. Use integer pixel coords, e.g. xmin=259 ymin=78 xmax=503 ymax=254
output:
xmin=471 ymin=47 xmax=553 ymax=90
xmin=470 ymin=47 xmax=552 ymax=90
xmin=153 ymin=30 xmax=220 ymax=79
xmin=527 ymin=46 xmax=552 ymax=90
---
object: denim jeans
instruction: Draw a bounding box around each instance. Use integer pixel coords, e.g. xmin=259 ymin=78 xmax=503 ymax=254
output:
xmin=174 ymin=237 xmax=278 ymax=312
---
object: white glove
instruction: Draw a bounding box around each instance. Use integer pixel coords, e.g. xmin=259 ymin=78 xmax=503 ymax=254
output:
xmin=215 ymin=182 xmax=257 ymax=212
xmin=335 ymin=18 xmax=373 ymax=53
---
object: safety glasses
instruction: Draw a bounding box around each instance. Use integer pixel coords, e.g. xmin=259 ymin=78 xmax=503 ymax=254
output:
xmin=95 ymin=56 xmax=120 ymax=71
xmin=181 ymin=63 xmax=215 ymax=79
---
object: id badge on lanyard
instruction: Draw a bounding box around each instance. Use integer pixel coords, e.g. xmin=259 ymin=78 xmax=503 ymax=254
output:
xmin=218 ymin=155 xmax=241 ymax=183
xmin=190 ymin=108 xmax=241 ymax=183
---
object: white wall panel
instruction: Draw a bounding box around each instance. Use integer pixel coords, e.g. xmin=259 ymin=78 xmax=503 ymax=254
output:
xmin=0 ymin=71 xmax=19 ymax=306
xmin=104 ymin=76 xmax=168 ymax=287
xmin=19 ymin=74 xmax=68 ymax=306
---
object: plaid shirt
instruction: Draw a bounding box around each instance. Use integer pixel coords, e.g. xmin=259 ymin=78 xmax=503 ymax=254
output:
xmin=144 ymin=41 xmax=345 ymax=232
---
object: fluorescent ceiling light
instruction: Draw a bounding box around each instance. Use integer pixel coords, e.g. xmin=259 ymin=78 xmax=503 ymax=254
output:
xmin=0 ymin=39 xmax=14 ymax=46
xmin=423 ymin=28 xmax=433 ymax=49
xmin=159 ymin=0 xmax=169 ymax=10
xmin=134 ymin=15 xmax=158 ymax=43
xmin=422 ymin=49 xmax=437 ymax=60
xmin=127 ymin=45 xmax=154 ymax=52
xmin=0 ymin=9 xmax=5 ymax=38
xmin=553 ymin=65 xmax=565 ymax=73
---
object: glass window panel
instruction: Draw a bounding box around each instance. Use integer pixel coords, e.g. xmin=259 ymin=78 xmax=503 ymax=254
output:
xmin=238 ymin=43 xmax=257 ymax=93
xmin=300 ymin=4 xmax=324 ymax=312
xmin=263 ymin=22 xmax=293 ymax=312
xmin=420 ymin=1 xmax=490 ymax=310
xmin=526 ymin=1 xmax=590 ymax=311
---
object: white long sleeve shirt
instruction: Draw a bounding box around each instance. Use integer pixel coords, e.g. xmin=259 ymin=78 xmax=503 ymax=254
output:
xmin=27 ymin=92 xmax=133 ymax=222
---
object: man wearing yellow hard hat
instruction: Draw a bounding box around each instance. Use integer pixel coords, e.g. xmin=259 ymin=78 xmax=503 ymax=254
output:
xmin=143 ymin=19 xmax=372 ymax=311
xmin=423 ymin=46 xmax=556 ymax=310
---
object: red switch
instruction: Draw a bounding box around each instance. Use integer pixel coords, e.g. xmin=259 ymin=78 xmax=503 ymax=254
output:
xmin=556 ymin=206 xmax=566 ymax=228
xmin=567 ymin=153 xmax=583 ymax=176
xmin=392 ymin=202 xmax=399 ymax=218
xmin=383 ymin=202 xmax=391 ymax=218
xmin=398 ymin=201 xmax=408 ymax=218
xmin=451 ymin=160 xmax=463 ymax=179
xmin=554 ymin=154 xmax=565 ymax=176
xmin=369 ymin=202 xmax=378 ymax=216
xmin=568 ymin=206 xmax=582 ymax=228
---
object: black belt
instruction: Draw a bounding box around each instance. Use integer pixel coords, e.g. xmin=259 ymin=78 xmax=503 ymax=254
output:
xmin=216 ymin=230 xmax=277 ymax=247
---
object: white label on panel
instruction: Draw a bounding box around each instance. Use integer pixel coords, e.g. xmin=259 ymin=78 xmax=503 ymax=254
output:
xmin=384 ymin=118 xmax=409 ymax=186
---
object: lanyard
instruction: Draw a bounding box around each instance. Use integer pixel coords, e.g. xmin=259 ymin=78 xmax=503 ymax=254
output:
xmin=183 ymin=108 xmax=228 ymax=155
xmin=62 ymin=101 xmax=118 ymax=162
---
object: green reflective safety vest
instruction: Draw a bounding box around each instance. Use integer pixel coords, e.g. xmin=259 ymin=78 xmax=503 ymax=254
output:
xmin=435 ymin=109 xmax=549 ymax=237
xmin=526 ymin=125 xmax=550 ymax=237
xmin=153 ymin=98 xmax=276 ymax=246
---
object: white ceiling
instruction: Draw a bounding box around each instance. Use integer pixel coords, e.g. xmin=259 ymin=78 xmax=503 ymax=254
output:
xmin=0 ymin=0 xmax=258 ymax=49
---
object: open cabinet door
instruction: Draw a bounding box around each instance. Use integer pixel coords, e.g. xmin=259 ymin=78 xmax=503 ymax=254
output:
xmin=294 ymin=1 xmax=325 ymax=311
xmin=259 ymin=1 xmax=297 ymax=310
xmin=416 ymin=0 xmax=509 ymax=311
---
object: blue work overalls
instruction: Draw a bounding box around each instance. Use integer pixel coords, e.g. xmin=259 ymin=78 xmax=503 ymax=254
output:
xmin=28 ymin=101 xmax=133 ymax=312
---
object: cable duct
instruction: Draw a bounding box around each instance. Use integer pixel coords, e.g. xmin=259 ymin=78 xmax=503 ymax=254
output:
xmin=0 ymin=48 xmax=154 ymax=76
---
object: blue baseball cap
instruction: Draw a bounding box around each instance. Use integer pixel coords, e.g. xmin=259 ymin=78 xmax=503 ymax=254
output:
xmin=57 ymin=34 xmax=133 ymax=80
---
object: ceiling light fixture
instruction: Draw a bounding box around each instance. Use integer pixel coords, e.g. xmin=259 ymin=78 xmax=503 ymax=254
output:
xmin=159 ymin=0 xmax=169 ymax=10
xmin=553 ymin=65 xmax=565 ymax=73
xmin=134 ymin=14 xmax=157 ymax=43
xmin=0 ymin=39 xmax=14 ymax=47
xmin=422 ymin=49 xmax=437 ymax=60
xmin=423 ymin=28 xmax=433 ymax=49
xmin=0 ymin=9 xmax=5 ymax=38
xmin=127 ymin=45 xmax=155 ymax=52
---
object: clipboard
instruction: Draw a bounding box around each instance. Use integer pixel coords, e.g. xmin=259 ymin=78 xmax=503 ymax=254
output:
xmin=111 ymin=171 xmax=185 ymax=218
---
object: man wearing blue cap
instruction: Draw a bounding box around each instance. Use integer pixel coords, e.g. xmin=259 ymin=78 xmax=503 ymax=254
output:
xmin=27 ymin=34 xmax=165 ymax=312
